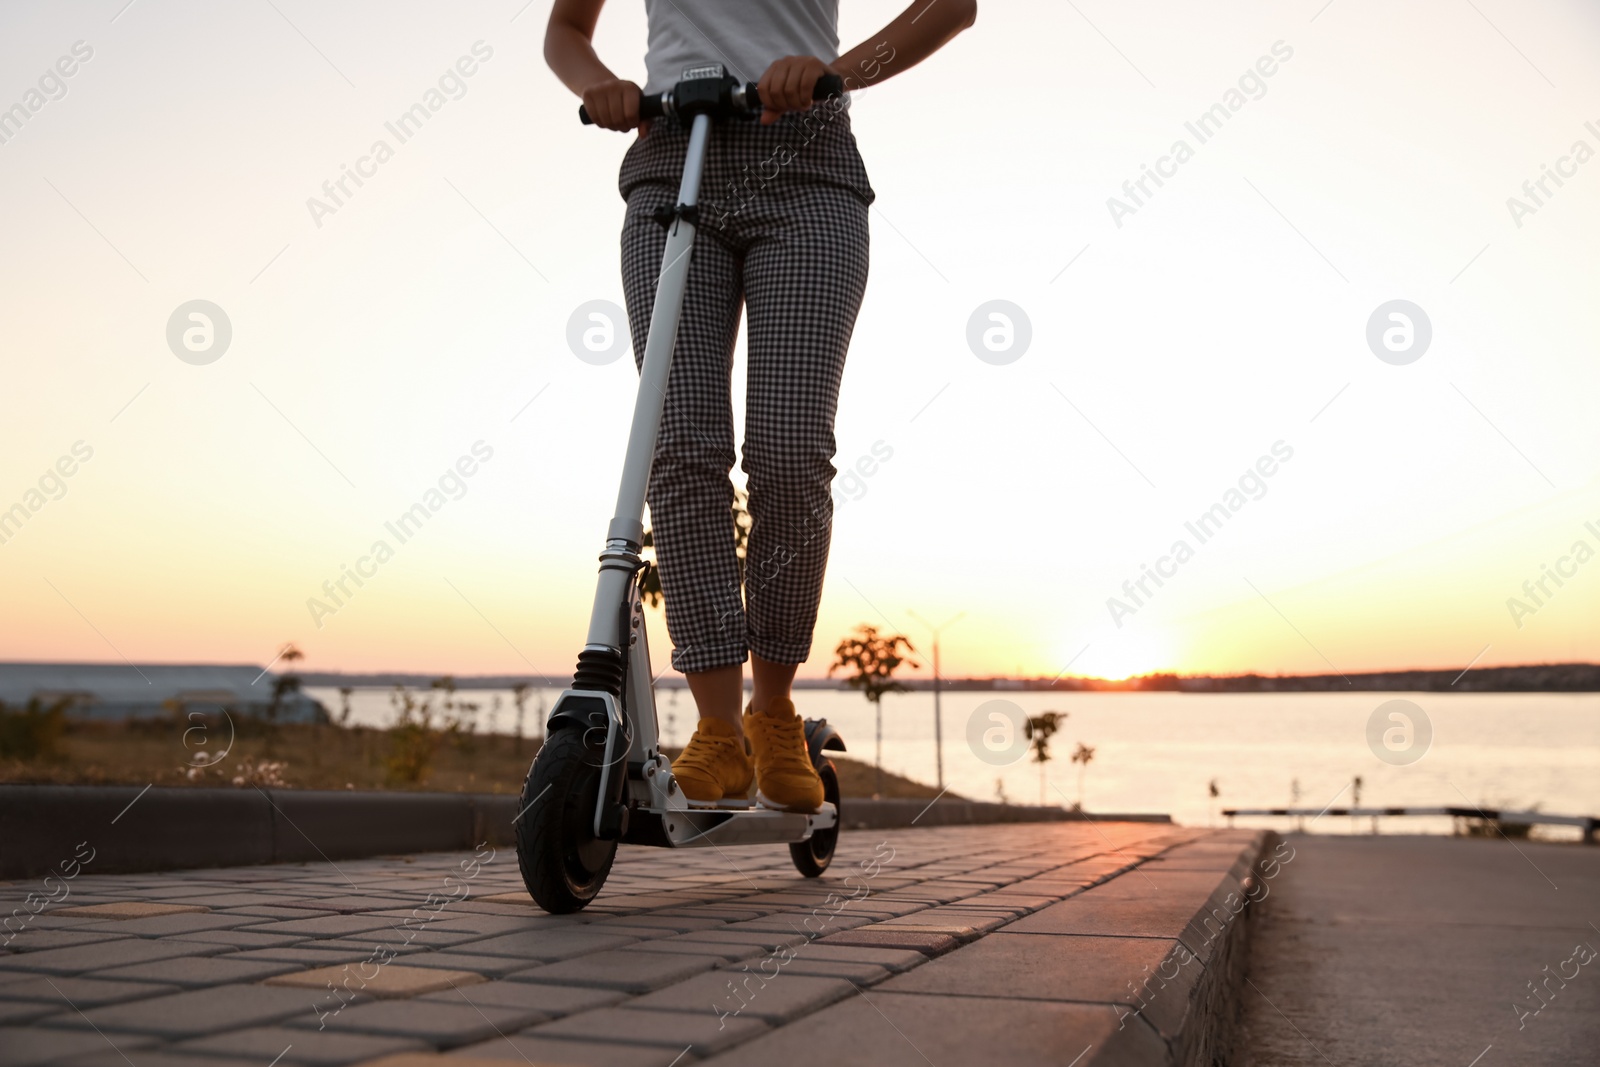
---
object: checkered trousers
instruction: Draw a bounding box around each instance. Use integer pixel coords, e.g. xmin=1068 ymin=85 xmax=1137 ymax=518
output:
xmin=618 ymin=107 xmax=874 ymax=674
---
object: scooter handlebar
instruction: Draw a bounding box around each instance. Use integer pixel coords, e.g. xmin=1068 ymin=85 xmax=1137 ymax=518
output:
xmin=742 ymin=73 xmax=845 ymax=115
xmin=579 ymin=74 xmax=844 ymax=126
xmin=576 ymin=92 xmax=664 ymax=128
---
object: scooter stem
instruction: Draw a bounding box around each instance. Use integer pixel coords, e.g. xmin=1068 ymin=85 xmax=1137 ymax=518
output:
xmin=584 ymin=111 xmax=713 ymax=652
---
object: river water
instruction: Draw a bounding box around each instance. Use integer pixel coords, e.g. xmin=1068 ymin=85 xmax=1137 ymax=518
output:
xmin=305 ymin=687 xmax=1600 ymax=836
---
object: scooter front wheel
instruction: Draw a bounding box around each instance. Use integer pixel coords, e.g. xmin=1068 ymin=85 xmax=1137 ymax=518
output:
xmin=515 ymin=728 xmax=618 ymax=913
xmin=789 ymin=759 xmax=841 ymax=878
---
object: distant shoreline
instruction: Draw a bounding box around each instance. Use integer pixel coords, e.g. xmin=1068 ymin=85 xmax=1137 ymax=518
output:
xmin=298 ymin=662 xmax=1600 ymax=693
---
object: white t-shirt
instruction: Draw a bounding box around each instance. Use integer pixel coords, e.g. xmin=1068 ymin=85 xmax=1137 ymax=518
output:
xmin=642 ymin=0 xmax=840 ymax=93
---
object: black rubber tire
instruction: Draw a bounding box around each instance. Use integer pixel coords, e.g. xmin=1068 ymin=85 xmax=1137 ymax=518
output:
xmin=790 ymin=760 xmax=840 ymax=878
xmin=515 ymin=728 xmax=618 ymax=913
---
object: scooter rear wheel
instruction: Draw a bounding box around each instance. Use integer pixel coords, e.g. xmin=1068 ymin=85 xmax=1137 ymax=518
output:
xmin=789 ymin=759 xmax=840 ymax=878
xmin=515 ymin=728 xmax=617 ymax=913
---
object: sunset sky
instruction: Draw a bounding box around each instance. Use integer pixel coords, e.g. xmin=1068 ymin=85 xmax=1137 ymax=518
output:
xmin=2 ymin=0 xmax=1598 ymax=682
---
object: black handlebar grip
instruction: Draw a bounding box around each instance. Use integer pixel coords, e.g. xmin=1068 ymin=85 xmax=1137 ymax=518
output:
xmin=579 ymin=90 xmax=667 ymax=126
xmin=744 ymin=73 xmax=846 ymax=114
xmin=748 ymin=73 xmax=851 ymax=113
xmin=814 ymin=73 xmax=845 ymax=99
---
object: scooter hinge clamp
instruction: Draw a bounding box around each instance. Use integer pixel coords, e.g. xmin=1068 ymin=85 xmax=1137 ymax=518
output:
xmin=652 ymin=203 xmax=699 ymax=230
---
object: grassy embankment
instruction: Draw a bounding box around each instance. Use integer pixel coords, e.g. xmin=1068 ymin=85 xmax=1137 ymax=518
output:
xmin=0 ymin=711 xmax=943 ymax=799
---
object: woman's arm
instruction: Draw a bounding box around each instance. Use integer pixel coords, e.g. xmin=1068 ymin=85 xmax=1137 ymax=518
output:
xmin=836 ymin=0 xmax=978 ymax=91
xmin=759 ymin=1 xmax=977 ymax=123
xmin=545 ymin=0 xmax=643 ymax=132
xmin=548 ymin=0 xmax=979 ymax=129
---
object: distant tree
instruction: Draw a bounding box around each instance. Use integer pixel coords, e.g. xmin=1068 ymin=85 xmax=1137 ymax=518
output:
xmin=337 ymin=686 xmax=354 ymax=728
xmin=829 ymin=624 xmax=917 ymax=797
xmin=1024 ymin=711 xmax=1066 ymax=806
xmin=729 ymin=488 xmax=752 ymax=579
xmin=1129 ymin=672 xmax=1182 ymax=691
xmin=265 ymin=642 xmax=305 ymax=752
xmin=1070 ymin=741 xmax=1096 ymax=811
xmin=639 ymin=529 xmax=662 ymax=609
xmin=432 ymin=676 xmax=478 ymax=754
xmin=0 ymin=698 xmax=70 ymax=762
xmin=664 ymin=684 xmax=680 ymax=750
xmin=386 ymin=685 xmax=439 ymax=785
xmin=511 ymin=683 xmax=531 ymax=756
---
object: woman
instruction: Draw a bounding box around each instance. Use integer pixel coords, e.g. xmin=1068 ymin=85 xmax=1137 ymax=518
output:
xmin=545 ymin=0 xmax=976 ymax=811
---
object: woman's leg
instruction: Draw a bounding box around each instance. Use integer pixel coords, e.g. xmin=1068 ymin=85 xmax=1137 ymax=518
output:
xmin=740 ymin=184 xmax=871 ymax=670
xmin=733 ymin=183 xmax=869 ymax=813
xmin=621 ymin=186 xmax=748 ymax=683
xmin=622 ymin=185 xmax=754 ymax=800
xmin=749 ymin=654 xmax=799 ymax=714
xmin=684 ymin=665 xmax=742 ymax=732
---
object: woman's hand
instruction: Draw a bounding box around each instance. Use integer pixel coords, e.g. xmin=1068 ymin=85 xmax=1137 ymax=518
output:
xmin=581 ymin=77 xmax=647 ymax=133
xmin=756 ymin=56 xmax=840 ymax=125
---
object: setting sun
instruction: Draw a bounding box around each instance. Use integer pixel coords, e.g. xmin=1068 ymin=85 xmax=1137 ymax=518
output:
xmin=1064 ymin=631 xmax=1176 ymax=682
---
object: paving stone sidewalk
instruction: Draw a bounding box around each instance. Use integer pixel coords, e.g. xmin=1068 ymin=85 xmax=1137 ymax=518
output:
xmin=0 ymin=821 xmax=1265 ymax=1066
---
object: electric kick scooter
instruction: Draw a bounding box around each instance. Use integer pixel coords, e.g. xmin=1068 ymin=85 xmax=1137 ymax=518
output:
xmin=515 ymin=66 xmax=849 ymax=914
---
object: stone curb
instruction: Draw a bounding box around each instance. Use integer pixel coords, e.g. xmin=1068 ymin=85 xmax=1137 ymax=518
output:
xmin=0 ymin=785 xmax=1166 ymax=879
xmin=1100 ymin=829 xmax=1279 ymax=1067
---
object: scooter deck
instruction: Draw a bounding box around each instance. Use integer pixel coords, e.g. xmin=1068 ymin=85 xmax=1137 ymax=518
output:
xmin=623 ymin=801 xmax=837 ymax=849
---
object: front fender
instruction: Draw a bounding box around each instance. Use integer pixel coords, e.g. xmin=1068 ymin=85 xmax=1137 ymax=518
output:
xmin=545 ymin=692 xmax=613 ymax=735
xmin=803 ymin=717 xmax=846 ymax=768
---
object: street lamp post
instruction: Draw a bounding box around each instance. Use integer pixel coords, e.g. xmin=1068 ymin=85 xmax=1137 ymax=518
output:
xmin=908 ymin=610 xmax=964 ymax=792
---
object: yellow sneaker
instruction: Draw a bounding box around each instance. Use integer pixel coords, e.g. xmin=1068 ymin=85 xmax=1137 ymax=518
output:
xmin=743 ymin=699 xmax=824 ymax=813
xmin=671 ymin=717 xmax=753 ymax=803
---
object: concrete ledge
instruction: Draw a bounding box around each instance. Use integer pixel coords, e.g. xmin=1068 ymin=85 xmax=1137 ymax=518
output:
xmin=0 ymin=784 xmax=275 ymax=878
xmin=0 ymin=785 xmax=501 ymax=879
xmin=0 ymin=786 xmax=1164 ymax=878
